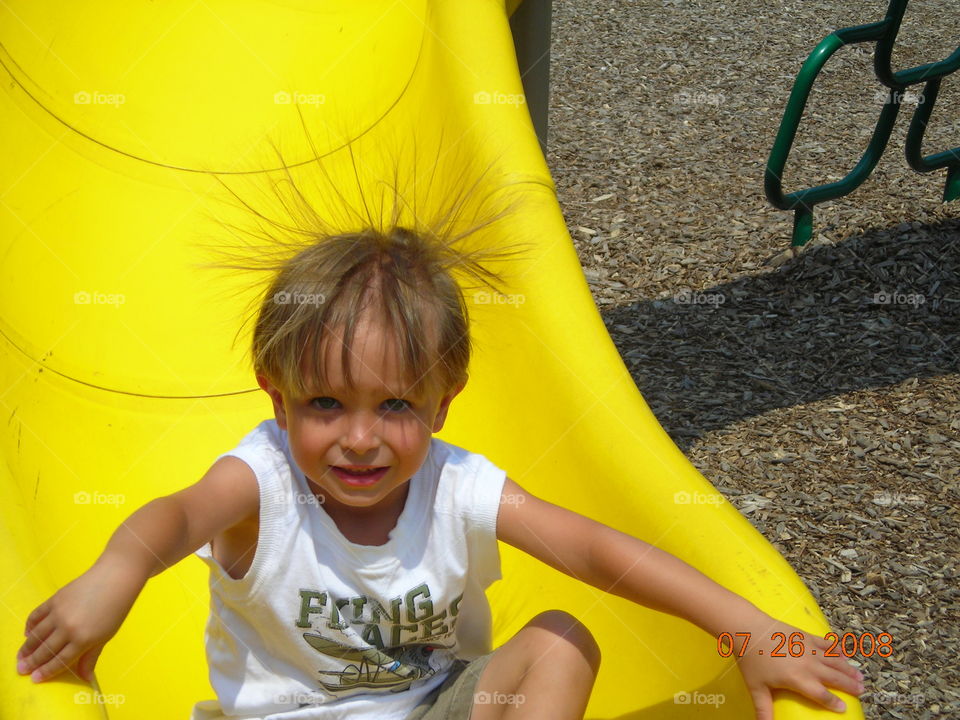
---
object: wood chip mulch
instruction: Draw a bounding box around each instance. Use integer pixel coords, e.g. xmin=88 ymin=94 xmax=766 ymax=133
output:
xmin=544 ymin=1 xmax=959 ymax=717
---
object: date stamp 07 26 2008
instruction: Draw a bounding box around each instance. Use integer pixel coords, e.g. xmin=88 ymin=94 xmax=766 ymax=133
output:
xmin=716 ymin=631 xmax=893 ymax=659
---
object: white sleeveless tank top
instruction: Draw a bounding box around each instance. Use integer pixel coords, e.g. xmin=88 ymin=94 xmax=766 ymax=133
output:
xmin=190 ymin=420 xmax=506 ymax=720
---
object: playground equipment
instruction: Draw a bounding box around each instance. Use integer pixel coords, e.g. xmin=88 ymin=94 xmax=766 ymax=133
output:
xmin=2 ymin=1 xmax=863 ymax=718
xmin=766 ymin=0 xmax=960 ymax=246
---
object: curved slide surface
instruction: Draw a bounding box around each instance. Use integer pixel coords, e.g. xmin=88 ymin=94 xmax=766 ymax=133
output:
xmin=0 ymin=1 xmax=862 ymax=718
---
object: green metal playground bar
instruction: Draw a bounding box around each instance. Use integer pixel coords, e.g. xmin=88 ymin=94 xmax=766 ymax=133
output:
xmin=765 ymin=0 xmax=960 ymax=246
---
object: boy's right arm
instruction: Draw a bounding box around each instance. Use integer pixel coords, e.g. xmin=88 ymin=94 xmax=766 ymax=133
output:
xmin=16 ymin=455 xmax=258 ymax=684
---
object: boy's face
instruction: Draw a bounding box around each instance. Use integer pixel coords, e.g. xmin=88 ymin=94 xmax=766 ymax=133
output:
xmin=257 ymin=314 xmax=463 ymax=523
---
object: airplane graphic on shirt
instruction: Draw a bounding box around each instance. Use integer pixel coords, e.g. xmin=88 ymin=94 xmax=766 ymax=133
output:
xmin=303 ymin=632 xmax=454 ymax=693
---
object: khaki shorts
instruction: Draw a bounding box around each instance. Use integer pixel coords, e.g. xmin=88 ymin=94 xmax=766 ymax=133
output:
xmin=405 ymin=652 xmax=495 ymax=720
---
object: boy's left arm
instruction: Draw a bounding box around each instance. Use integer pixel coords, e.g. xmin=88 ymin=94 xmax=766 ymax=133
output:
xmin=496 ymin=477 xmax=865 ymax=720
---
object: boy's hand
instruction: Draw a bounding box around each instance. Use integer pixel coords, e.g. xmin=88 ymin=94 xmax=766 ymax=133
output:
xmin=729 ymin=614 xmax=866 ymax=719
xmin=16 ymin=557 xmax=146 ymax=684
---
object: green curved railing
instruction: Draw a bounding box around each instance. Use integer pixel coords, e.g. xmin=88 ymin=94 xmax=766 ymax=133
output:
xmin=765 ymin=0 xmax=960 ymax=246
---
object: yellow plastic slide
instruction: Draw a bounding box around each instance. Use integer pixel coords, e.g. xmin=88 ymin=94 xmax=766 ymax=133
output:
xmin=0 ymin=1 xmax=862 ymax=718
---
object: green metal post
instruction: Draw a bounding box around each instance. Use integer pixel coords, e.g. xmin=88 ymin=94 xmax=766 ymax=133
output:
xmin=764 ymin=0 xmax=960 ymax=245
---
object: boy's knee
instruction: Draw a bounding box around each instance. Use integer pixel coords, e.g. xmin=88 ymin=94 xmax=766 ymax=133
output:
xmin=527 ymin=610 xmax=601 ymax=671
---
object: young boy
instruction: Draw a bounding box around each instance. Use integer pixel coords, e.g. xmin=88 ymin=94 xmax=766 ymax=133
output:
xmin=17 ymin=226 xmax=865 ymax=719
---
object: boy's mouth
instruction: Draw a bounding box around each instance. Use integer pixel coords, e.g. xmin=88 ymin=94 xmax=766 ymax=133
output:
xmin=331 ymin=465 xmax=389 ymax=486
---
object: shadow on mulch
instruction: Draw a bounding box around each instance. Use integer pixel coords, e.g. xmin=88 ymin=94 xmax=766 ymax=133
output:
xmin=605 ymin=217 xmax=960 ymax=452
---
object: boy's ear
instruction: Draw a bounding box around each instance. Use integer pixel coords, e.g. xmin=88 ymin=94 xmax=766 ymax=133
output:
xmin=431 ymin=379 xmax=466 ymax=433
xmin=257 ymin=374 xmax=288 ymax=430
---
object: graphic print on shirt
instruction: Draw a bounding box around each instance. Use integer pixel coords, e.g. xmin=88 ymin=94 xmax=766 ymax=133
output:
xmin=296 ymin=582 xmax=462 ymax=695
xmin=303 ymin=634 xmax=453 ymax=693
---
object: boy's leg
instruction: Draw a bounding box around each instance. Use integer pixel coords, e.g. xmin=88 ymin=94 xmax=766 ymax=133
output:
xmin=469 ymin=610 xmax=601 ymax=720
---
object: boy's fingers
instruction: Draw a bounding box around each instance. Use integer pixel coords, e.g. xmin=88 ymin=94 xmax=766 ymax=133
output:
xmin=18 ymin=615 xmax=56 ymax=659
xmin=817 ymin=653 xmax=863 ymax=686
xmin=818 ymin=665 xmax=865 ymax=696
xmin=825 ymin=653 xmax=863 ymax=679
xmin=24 ymin=602 xmax=51 ymax=634
xmin=22 ymin=628 xmax=69 ymax=672
xmin=29 ymin=643 xmax=78 ymax=683
xmin=747 ymin=685 xmax=774 ymax=720
xmin=796 ymin=680 xmax=847 ymax=713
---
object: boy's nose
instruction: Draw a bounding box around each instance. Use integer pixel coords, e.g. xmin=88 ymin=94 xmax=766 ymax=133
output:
xmin=341 ymin=413 xmax=382 ymax=454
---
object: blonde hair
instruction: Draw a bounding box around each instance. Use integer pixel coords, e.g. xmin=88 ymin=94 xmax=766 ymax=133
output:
xmin=254 ymin=225 xmax=501 ymax=399
xmin=201 ymin=128 xmax=533 ymax=400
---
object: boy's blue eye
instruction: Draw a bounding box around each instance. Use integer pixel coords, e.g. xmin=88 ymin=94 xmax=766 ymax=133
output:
xmin=309 ymin=397 xmax=409 ymax=412
xmin=311 ymin=397 xmax=339 ymax=410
